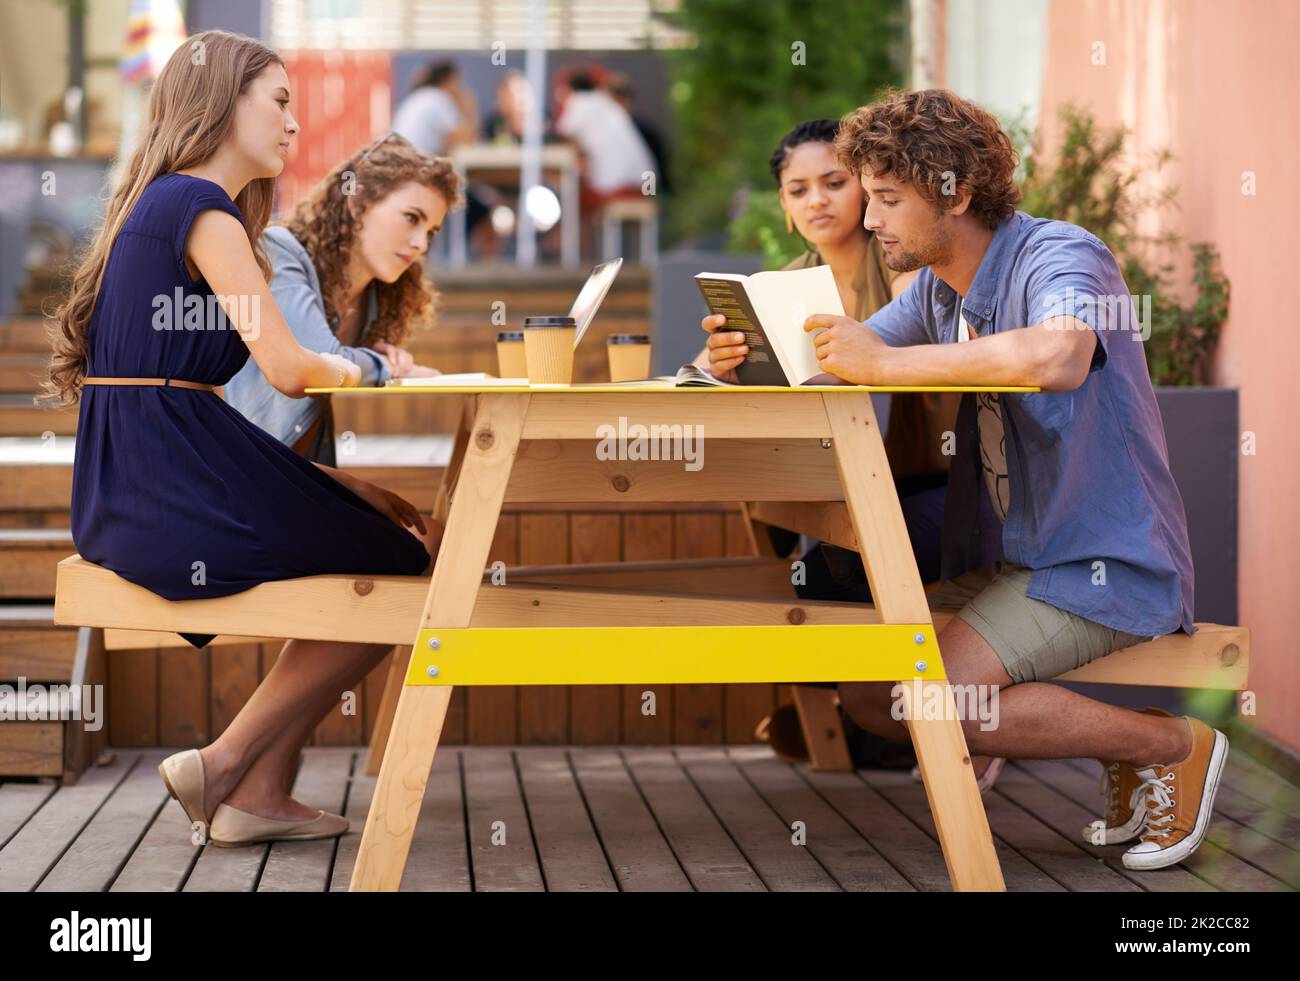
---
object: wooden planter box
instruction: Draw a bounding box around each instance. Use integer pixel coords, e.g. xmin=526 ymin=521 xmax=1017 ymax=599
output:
xmin=0 ymin=616 xmax=107 ymax=782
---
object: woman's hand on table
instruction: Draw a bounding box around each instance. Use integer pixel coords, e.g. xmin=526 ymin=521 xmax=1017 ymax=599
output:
xmin=698 ymin=313 xmax=744 ymax=384
xmin=318 ymin=352 xmax=362 ymax=392
xmin=373 ymin=341 xmax=441 ymax=379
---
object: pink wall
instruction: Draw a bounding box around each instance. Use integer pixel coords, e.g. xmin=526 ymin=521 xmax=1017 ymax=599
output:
xmin=1039 ymin=0 xmax=1299 ymax=752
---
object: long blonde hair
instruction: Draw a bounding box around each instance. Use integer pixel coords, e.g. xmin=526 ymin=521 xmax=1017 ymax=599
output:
xmin=42 ymin=30 xmax=283 ymax=406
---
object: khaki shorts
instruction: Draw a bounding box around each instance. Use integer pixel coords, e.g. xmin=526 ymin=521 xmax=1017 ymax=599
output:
xmin=926 ymin=562 xmax=1153 ymax=685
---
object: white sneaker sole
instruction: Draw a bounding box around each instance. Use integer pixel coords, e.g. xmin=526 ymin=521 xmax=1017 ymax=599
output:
xmin=1121 ymin=729 xmax=1228 ymax=870
xmin=1082 ymin=808 xmax=1146 ymax=846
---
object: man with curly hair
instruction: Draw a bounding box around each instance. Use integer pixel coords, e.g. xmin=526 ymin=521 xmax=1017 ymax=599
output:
xmin=781 ymin=88 xmax=1220 ymax=871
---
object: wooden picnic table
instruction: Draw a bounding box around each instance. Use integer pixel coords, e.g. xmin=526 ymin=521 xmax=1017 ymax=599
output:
xmin=314 ymin=381 xmax=1041 ymax=892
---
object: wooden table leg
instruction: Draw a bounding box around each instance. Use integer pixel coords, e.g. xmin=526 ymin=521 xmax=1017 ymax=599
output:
xmin=823 ymin=393 xmax=1005 ymax=892
xmin=367 ymin=399 xmax=477 ymax=776
xmin=364 ymin=649 xmax=402 ymax=777
xmin=743 ymin=501 xmax=853 ymax=771
xmin=432 ymin=398 xmax=475 ymax=527
xmin=791 ymin=685 xmax=853 ymax=772
xmin=350 ymin=393 xmax=530 ymax=891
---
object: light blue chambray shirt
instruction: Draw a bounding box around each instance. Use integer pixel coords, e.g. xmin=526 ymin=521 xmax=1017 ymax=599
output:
xmin=865 ymin=211 xmax=1196 ymax=638
xmin=224 ymin=225 xmax=391 ymax=444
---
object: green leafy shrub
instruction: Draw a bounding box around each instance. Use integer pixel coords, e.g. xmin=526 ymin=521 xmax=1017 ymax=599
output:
xmin=665 ymin=0 xmax=905 ymax=255
xmin=1015 ymin=104 xmax=1230 ymax=386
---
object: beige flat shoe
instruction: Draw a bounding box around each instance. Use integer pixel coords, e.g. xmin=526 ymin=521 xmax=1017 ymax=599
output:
xmin=158 ymin=749 xmax=209 ymax=833
xmin=208 ymin=802 xmax=350 ymax=847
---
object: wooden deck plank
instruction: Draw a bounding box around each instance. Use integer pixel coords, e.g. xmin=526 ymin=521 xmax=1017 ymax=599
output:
xmin=110 ymin=798 xmax=202 ymax=892
xmin=183 ymin=809 xmax=269 ymax=892
xmin=1200 ymin=779 xmax=1300 ymax=854
xmin=726 ymin=746 xmax=913 ymax=891
xmin=38 ymin=750 xmax=170 ymax=891
xmin=979 ymin=788 xmax=1141 ymax=892
xmin=515 ymin=748 xmax=617 ymax=891
xmin=1220 ymin=751 xmax=1300 ymax=816
xmin=568 ymin=748 xmax=691 ymax=891
xmin=462 ymin=747 xmax=545 ymax=891
xmin=799 ymin=766 xmax=950 ymax=891
xmin=258 ymin=748 xmax=353 ymax=892
xmin=332 ymin=748 xmax=473 ymax=892
xmin=0 ymin=750 xmax=136 ymax=892
xmin=622 ymin=747 xmax=764 ymax=891
xmin=6 ymin=744 xmax=1292 ymax=892
xmin=858 ymin=768 xmax=1065 ymax=892
xmin=0 ymin=781 xmax=57 ymax=849
xmin=674 ymin=746 xmax=837 ymax=891
xmin=995 ymin=761 xmax=1212 ymax=892
xmin=394 ymin=748 xmax=473 ymax=892
xmin=1024 ymin=759 xmax=1288 ymax=891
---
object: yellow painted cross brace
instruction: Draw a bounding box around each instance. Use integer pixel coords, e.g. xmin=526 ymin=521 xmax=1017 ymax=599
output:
xmin=406 ymin=624 xmax=943 ymax=686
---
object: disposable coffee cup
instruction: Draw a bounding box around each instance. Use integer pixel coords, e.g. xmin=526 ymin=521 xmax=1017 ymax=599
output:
xmin=607 ymin=333 xmax=652 ymax=382
xmin=496 ymin=330 xmax=527 ymax=378
xmin=522 ymin=316 xmax=577 ymax=385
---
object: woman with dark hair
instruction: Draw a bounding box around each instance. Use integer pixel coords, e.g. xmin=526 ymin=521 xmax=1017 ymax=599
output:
xmin=694 ymin=120 xmax=998 ymax=788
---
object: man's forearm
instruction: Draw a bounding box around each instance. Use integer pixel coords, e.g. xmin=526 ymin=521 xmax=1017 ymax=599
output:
xmin=868 ymin=322 xmax=1086 ymax=390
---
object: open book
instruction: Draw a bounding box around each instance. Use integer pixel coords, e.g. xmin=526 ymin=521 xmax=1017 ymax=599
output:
xmin=564 ymin=363 xmax=741 ymax=388
xmin=694 ymin=265 xmax=846 ymax=385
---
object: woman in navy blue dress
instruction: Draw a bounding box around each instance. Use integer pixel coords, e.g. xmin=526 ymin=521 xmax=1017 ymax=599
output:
xmin=45 ymin=31 xmax=442 ymax=845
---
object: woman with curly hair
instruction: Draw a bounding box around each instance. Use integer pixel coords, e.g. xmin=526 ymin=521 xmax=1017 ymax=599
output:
xmin=224 ymin=132 xmax=459 ymax=464
xmin=46 ymin=30 xmax=442 ymax=847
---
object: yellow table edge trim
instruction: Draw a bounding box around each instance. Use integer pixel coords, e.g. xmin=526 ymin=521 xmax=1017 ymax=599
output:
xmin=406 ymin=623 xmax=944 ymax=685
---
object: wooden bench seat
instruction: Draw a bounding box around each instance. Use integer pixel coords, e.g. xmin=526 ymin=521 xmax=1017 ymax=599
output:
xmin=53 ymin=554 xmax=1249 ymax=690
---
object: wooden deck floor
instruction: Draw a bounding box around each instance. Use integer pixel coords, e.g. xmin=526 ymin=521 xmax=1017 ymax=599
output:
xmin=1 ymin=745 xmax=1297 ymax=892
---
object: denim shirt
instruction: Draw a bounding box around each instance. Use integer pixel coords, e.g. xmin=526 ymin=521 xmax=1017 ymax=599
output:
xmin=865 ymin=211 xmax=1196 ymax=638
xmin=224 ymin=225 xmax=391 ymax=445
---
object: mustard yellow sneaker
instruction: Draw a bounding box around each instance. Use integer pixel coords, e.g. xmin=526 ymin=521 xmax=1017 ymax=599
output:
xmin=1081 ymin=706 xmax=1173 ymax=846
xmin=1122 ymin=716 xmax=1229 ymax=870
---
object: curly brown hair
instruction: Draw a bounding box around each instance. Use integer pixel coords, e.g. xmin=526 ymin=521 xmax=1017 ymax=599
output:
xmin=835 ymin=88 xmax=1021 ymax=231
xmin=281 ymin=136 xmax=463 ymax=348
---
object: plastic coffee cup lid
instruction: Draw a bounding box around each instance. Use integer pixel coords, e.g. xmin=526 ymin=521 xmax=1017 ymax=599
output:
xmin=496 ymin=331 xmax=525 ymax=342
xmin=607 ymin=333 xmax=651 ymax=345
xmin=523 ymin=316 xmax=576 ymax=329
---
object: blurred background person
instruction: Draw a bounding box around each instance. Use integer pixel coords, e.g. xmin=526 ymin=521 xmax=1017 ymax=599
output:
xmin=484 ymin=69 xmax=549 ymax=145
xmin=392 ymin=60 xmax=477 ymax=156
xmin=606 ymin=71 xmax=670 ymax=196
xmin=554 ymin=66 xmax=655 ymax=255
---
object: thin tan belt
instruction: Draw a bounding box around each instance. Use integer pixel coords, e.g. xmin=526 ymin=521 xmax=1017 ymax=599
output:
xmin=83 ymin=376 xmax=216 ymax=393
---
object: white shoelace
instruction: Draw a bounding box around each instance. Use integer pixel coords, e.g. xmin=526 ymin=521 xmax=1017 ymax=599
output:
xmin=1136 ymin=771 xmax=1177 ymax=839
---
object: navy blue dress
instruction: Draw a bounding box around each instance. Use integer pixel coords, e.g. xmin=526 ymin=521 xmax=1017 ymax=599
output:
xmin=71 ymin=173 xmax=431 ymax=648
